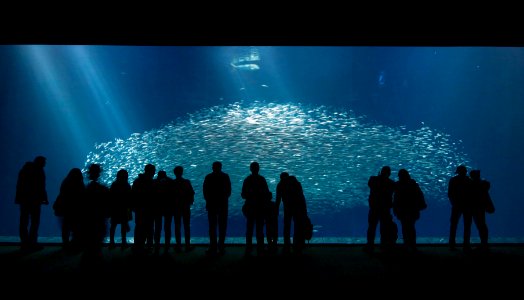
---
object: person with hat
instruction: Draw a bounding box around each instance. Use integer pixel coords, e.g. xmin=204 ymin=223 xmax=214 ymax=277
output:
xmin=448 ymin=164 xmax=472 ymax=251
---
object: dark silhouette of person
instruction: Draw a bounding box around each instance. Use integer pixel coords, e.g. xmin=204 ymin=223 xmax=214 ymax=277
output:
xmin=364 ymin=166 xmax=395 ymax=252
xmin=109 ymin=169 xmax=132 ymax=250
xmin=81 ymin=163 xmax=110 ymax=261
xmin=448 ymin=164 xmax=472 ymax=251
xmin=156 ymin=170 xmax=174 ymax=254
xmin=241 ymin=161 xmax=272 ymax=256
xmin=54 ymin=167 xmax=85 ymax=251
xmin=152 ymin=170 xmax=168 ymax=254
xmin=131 ymin=164 xmax=156 ymax=253
xmin=172 ymin=166 xmax=195 ymax=252
xmin=393 ymin=169 xmax=427 ymax=252
xmin=15 ymin=155 xmax=48 ymax=252
xmin=275 ymin=172 xmax=308 ymax=254
xmin=469 ymin=169 xmax=490 ymax=251
xmin=203 ymin=161 xmax=232 ymax=256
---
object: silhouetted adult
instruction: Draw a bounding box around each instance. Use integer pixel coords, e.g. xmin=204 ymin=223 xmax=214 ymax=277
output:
xmin=241 ymin=161 xmax=272 ymax=255
xmin=82 ymin=163 xmax=110 ymax=260
xmin=132 ymin=164 xmax=156 ymax=253
xmin=448 ymin=165 xmax=472 ymax=251
xmin=172 ymin=166 xmax=195 ymax=252
xmin=203 ymin=161 xmax=231 ymax=256
xmin=469 ymin=169 xmax=490 ymax=251
xmin=152 ymin=170 xmax=168 ymax=254
xmin=109 ymin=169 xmax=132 ymax=250
xmin=275 ymin=172 xmax=308 ymax=254
xmin=15 ymin=155 xmax=48 ymax=252
xmin=393 ymin=169 xmax=427 ymax=252
xmin=364 ymin=166 xmax=395 ymax=252
xmin=54 ymin=167 xmax=85 ymax=250
xmin=156 ymin=170 xmax=173 ymax=253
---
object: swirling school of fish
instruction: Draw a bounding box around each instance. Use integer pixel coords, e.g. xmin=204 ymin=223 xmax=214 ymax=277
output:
xmin=84 ymin=101 xmax=470 ymax=218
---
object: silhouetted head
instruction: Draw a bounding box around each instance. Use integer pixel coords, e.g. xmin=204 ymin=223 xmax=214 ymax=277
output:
xmin=212 ymin=161 xmax=222 ymax=172
xmin=88 ymin=163 xmax=102 ymax=181
xmin=34 ymin=156 xmax=46 ymax=168
xmin=398 ymin=169 xmax=411 ymax=181
xmin=380 ymin=166 xmax=391 ymax=178
xmin=144 ymin=164 xmax=156 ymax=178
xmin=280 ymin=172 xmax=290 ymax=181
xmin=116 ymin=169 xmax=128 ymax=181
xmin=158 ymin=170 xmax=167 ymax=179
xmin=173 ymin=166 xmax=183 ymax=178
xmin=67 ymin=168 xmax=84 ymax=178
xmin=250 ymin=161 xmax=260 ymax=175
xmin=455 ymin=165 xmax=467 ymax=176
xmin=68 ymin=168 xmax=83 ymax=181
xmin=470 ymin=169 xmax=481 ymax=180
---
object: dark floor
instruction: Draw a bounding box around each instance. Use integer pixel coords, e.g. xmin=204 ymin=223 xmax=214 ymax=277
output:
xmin=2 ymin=243 xmax=523 ymax=294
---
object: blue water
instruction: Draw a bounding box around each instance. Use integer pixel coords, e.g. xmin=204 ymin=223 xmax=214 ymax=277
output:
xmin=1 ymin=46 xmax=523 ymax=242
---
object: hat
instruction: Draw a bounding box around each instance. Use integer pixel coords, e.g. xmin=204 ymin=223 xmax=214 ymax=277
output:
xmin=455 ymin=165 xmax=467 ymax=174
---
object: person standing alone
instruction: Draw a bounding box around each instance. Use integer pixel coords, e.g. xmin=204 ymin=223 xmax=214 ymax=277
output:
xmin=15 ymin=155 xmax=48 ymax=252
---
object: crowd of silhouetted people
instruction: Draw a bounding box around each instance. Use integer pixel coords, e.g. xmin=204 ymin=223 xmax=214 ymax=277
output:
xmin=15 ymin=155 xmax=495 ymax=261
xmin=15 ymin=157 xmax=312 ymax=260
xmin=364 ymin=164 xmax=494 ymax=254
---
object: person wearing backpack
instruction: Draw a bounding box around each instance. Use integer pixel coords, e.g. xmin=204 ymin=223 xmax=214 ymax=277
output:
xmin=393 ymin=169 xmax=427 ymax=252
xmin=469 ymin=169 xmax=491 ymax=251
xmin=275 ymin=172 xmax=308 ymax=254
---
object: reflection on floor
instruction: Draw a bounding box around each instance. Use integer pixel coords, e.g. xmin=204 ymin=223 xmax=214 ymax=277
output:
xmin=2 ymin=236 xmax=524 ymax=244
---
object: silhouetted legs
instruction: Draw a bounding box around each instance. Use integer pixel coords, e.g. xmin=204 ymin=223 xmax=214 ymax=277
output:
xmin=61 ymin=216 xmax=73 ymax=247
xmin=144 ymin=212 xmax=154 ymax=249
xmin=207 ymin=204 xmax=228 ymax=255
xmin=283 ymin=209 xmax=293 ymax=251
xmin=400 ymin=218 xmax=417 ymax=250
xmin=473 ymin=211 xmax=489 ymax=249
xmin=109 ymin=221 xmax=128 ymax=249
xmin=19 ymin=204 xmax=41 ymax=250
xmin=246 ymin=213 xmax=265 ymax=255
xmin=153 ymin=214 xmax=163 ymax=252
xmin=217 ymin=204 xmax=228 ymax=253
xmin=174 ymin=206 xmax=191 ymax=251
xmin=164 ymin=214 xmax=174 ymax=251
xmin=449 ymin=206 xmax=463 ymax=249
xmin=293 ymin=213 xmax=305 ymax=254
xmin=208 ymin=210 xmax=219 ymax=254
xmin=109 ymin=222 xmax=117 ymax=247
xmin=133 ymin=210 xmax=146 ymax=252
xmin=463 ymin=212 xmax=473 ymax=251
xmin=366 ymin=208 xmax=391 ymax=251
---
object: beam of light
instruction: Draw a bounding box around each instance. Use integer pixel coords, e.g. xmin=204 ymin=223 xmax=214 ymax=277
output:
xmin=70 ymin=46 xmax=130 ymax=139
xmin=23 ymin=45 xmax=90 ymax=152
